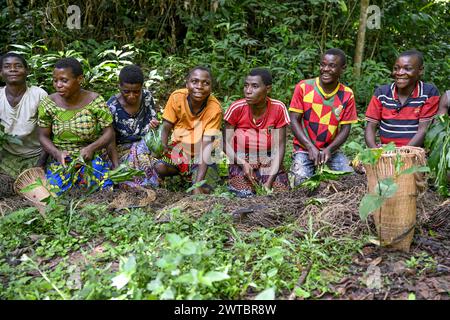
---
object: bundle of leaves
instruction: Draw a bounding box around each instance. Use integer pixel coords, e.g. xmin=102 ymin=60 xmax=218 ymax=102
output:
xmin=144 ymin=126 xmax=164 ymax=158
xmin=425 ymin=114 xmax=450 ymax=197
xmin=53 ymin=155 xmax=144 ymax=194
xmin=107 ymin=163 xmax=145 ymax=184
xmin=299 ymin=165 xmax=351 ymax=191
xmin=0 ymin=123 xmax=23 ymax=151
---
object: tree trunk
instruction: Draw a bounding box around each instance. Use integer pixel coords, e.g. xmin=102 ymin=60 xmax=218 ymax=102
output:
xmin=354 ymin=0 xmax=370 ymax=78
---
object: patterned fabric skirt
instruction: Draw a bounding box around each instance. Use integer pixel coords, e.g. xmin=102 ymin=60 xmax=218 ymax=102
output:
xmin=155 ymin=142 xmax=220 ymax=189
xmin=228 ymin=155 xmax=290 ymax=197
xmin=116 ymin=139 xmax=159 ymax=188
xmin=46 ymin=155 xmax=113 ymax=195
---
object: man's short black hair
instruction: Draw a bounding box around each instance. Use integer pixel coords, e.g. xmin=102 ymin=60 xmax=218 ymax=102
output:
xmin=398 ymin=49 xmax=424 ymax=67
xmin=119 ymin=65 xmax=144 ymax=85
xmin=186 ymin=66 xmax=213 ymax=81
xmin=0 ymin=52 xmax=28 ymax=69
xmin=248 ymin=68 xmax=272 ymax=86
xmin=54 ymin=57 xmax=83 ymax=77
xmin=323 ymin=48 xmax=347 ymax=66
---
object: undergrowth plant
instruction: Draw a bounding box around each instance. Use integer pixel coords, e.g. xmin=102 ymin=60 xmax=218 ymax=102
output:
xmin=424 ymin=114 xmax=450 ymax=197
xmin=0 ymin=201 xmax=366 ymax=300
xmin=298 ymin=165 xmax=351 ymax=191
xmin=348 ymin=142 xmax=429 ymax=222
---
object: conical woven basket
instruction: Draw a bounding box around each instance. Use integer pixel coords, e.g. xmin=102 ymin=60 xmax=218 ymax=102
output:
xmin=14 ymin=167 xmax=51 ymax=210
xmin=364 ymin=146 xmax=426 ymax=252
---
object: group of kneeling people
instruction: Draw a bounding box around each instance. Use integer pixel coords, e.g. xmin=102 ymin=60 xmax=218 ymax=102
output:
xmin=0 ymin=48 xmax=448 ymax=197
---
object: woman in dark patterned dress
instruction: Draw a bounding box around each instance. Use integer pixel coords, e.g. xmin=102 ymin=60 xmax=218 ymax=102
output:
xmin=107 ymin=65 xmax=160 ymax=187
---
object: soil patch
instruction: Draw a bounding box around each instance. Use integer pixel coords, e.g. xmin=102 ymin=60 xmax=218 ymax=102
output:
xmin=324 ymin=233 xmax=450 ymax=300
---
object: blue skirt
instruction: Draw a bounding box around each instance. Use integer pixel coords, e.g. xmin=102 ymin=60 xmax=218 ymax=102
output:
xmin=46 ymin=155 xmax=113 ymax=195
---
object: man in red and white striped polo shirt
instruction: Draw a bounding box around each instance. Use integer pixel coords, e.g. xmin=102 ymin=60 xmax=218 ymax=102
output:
xmin=365 ymin=50 xmax=440 ymax=147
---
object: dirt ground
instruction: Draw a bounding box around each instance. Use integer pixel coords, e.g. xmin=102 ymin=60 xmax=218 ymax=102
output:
xmin=1 ymin=172 xmax=449 ymax=300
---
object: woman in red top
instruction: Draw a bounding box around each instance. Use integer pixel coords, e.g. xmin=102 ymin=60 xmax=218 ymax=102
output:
xmin=224 ymin=68 xmax=290 ymax=197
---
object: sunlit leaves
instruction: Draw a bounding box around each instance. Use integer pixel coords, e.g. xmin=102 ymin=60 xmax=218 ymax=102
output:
xmin=425 ymin=114 xmax=450 ymax=197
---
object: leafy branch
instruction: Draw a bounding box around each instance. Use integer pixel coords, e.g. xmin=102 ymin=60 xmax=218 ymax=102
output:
xmin=424 ymin=114 xmax=450 ymax=197
xmin=348 ymin=142 xmax=429 ymax=221
xmin=299 ymin=165 xmax=351 ymax=191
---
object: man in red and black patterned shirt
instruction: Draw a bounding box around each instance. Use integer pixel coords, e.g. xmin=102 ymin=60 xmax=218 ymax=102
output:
xmin=365 ymin=50 xmax=440 ymax=147
xmin=289 ymin=48 xmax=358 ymax=186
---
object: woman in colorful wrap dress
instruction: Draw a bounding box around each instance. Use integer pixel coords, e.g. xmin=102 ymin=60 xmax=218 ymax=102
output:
xmin=107 ymin=65 xmax=160 ymax=187
xmin=38 ymin=58 xmax=114 ymax=195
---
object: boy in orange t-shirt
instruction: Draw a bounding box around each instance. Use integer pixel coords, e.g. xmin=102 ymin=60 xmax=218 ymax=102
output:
xmin=155 ymin=66 xmax=222 ymax=194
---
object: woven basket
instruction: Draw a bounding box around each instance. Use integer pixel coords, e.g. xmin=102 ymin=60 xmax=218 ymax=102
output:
xmin=364 ymin=146 xmax=426 ymax=252
xmin=14 ymin=167 xmax=51 ymax=211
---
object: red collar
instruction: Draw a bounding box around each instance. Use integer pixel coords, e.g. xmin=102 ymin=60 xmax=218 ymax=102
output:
xmin=392 ymin=81 xmax=421 ymax=101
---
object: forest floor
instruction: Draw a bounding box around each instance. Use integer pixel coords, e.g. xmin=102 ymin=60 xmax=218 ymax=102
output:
xmin=0 ymin=172 xmax=449 ymax=300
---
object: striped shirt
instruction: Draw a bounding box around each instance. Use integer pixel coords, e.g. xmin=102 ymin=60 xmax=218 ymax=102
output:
xmin=365 ymin=81 xmax=440 ymax=146
xmin=224 ymin=98 xmax=290 ymax=154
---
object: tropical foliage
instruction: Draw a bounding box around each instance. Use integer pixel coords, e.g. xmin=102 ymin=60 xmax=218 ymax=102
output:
xmin=0 ymin=0 xmax=448 ymax=111
xmin=425 ymin=114 xmax=450 ymax=196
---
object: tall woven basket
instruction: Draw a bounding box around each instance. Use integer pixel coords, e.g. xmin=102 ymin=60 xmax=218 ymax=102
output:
xmin=364 ymin=146 xmax=426 ymax=252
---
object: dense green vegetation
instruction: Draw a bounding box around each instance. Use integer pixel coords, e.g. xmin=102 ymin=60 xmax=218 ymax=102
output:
xmin=1 ymin=0 xmax=448 ymax=111
xmin=0 ymin=0 xmax=448 ymax=300
xmin=0 ymin=202 xmax=366 ymax=299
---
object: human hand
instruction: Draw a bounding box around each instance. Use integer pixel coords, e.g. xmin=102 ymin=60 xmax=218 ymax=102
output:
xmin=242 ymin=162 xmax=257 ymax=185
xmin=111 ymin=161 xmax=119 ymax=170
xmin=80 ymin=146 xmax=95 ymax=162
xmin=319 ymin=148 xmax=331 ymax=165
xmin=192 ymin=187 xmax=207 ymax=195
xmin=150 ymin=118 xmax=160 ymax=129
xmin=57 ymin=150 xmax=70 ymax=167
xmin=307 ymin=145 xmax=320 ymax=166
xmin=262 ymin=180 xmax=273 ymax=192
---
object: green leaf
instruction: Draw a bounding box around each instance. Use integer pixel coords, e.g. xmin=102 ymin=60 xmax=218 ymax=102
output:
xmin=383 ymin=142 xmax=396 ymax=152
xmin=295 ymin=287 xmax=311 ymax=299
xmin=338 ymin=0 xmax=348 ymax=13
xmin=400 ymin=166 xmax=430 ymax=175
xmin=359 ymin=194 xmax=385 ymax=220
xmin=427 ymin=144 xmax=441 ymax=171
xmin=156 ymin=254 xmax=182 ymax=270
xmin=254 ymin=287 xmax=275 ymax=300
xmin=160 ymin=286 xmax=175 ymax=300
xmin=321 ymin=167 xmax=350 ymax=176
xmin=425 ymin=119 xmax=445 ymax=148
xmin=146 ymin=278 xmax=163 ymax=291
xmin=201 ymin=271 xmax=230 ymax=286
xmin=266 ymin=268 xmax=278 ymax=278
xmin=394 ymin=153 xmax=404 ymax=175
xmin=20 ymin=181 xmax=42 ymax=193
xmin=121 ymin=255 xmax=136 ymax=274
xmin=346 ymin=141 xmax=364 ymax=153
xmin=166 ymin=233 xmax=182 ymax=247
xmin=180 ymin=241 xmax=198 ymax=255
xmin=186 ymin=180 xmax=207 ymax=193
xmin=111 ymin=274 xmax=130 ymax=290
xmin=359 ymin=148 xmax=383 ymax=165
xmin=376 ymin=178 xmax=398 ymax=198
xmin=176 ymin=272 xmax=195 ymax=284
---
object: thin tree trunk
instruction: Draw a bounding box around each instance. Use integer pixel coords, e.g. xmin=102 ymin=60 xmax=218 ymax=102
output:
xmin=354 ymin=0 xmax=370 ymax=78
